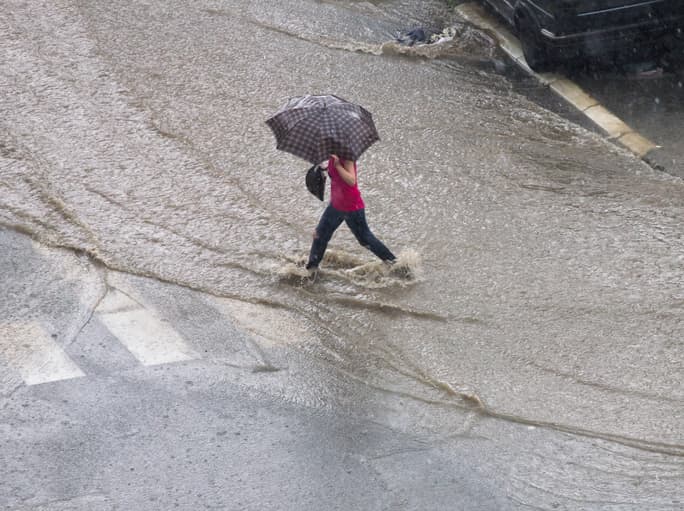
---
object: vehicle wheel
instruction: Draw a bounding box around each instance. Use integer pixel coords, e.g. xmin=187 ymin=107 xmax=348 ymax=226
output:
xmin=516 ymin=11 xmax=553 ymax=72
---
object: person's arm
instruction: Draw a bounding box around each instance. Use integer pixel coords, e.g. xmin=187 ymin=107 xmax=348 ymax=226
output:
xmin=332 ymin=155 xmax=356 ymax=186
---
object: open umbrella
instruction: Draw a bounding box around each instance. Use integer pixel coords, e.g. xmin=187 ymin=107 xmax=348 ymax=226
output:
xmin=266 ymin=94 xmax=379 ymax=164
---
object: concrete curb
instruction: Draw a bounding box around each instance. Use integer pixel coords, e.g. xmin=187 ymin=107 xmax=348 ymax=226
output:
xmin=455 ymin=2 xmax=659 ymax=159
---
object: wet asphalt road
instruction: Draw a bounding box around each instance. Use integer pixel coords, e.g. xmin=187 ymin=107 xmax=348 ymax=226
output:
xmin=1 ymin=0 xmax=683 ymax=509
xmin=2 ymin=228 xmax=681 ymax=511
xmin=462 ymin=0 xmax=684 ymax=176
xmin=572 ymin=68 xmax=684 ymax=176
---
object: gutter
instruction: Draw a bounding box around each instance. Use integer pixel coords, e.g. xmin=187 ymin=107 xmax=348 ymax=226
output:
xmin=455 ymin=2 xmax=659 ymax=160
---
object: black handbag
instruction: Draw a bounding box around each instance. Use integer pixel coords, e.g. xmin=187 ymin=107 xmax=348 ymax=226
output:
xmin=305 ymin=164 xmax=326 ymax=201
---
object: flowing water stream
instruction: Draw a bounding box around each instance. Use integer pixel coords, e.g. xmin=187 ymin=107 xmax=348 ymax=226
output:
xmin=1 ymin=0 xmax=683 ymax=506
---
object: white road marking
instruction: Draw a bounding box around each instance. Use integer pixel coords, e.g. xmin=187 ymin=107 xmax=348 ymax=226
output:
xmin=96 ymin=289 xmax=197 ymax=366
xmin=0 ymin=322 xmax=85 ymax=385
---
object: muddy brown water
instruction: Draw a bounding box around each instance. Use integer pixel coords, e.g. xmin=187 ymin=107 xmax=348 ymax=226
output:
xmin=1 ymin=0 xmax=683 ymax=499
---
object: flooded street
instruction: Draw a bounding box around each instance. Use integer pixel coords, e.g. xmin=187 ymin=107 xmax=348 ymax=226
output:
xmin=1 ymin=0 xmax=683 ymax=508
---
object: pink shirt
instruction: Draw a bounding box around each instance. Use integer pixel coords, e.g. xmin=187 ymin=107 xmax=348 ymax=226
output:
xmin=328 ymin=157 xmax=365 ymax=212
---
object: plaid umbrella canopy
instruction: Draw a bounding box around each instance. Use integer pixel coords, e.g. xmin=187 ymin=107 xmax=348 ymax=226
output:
xmin=266 ymin=95 xmax=380 ymax=164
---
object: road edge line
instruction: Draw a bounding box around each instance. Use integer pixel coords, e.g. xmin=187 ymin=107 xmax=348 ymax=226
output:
xmin=455 ymin=2 xmax=659 ymax=159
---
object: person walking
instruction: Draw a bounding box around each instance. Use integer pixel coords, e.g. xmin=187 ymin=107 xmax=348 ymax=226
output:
xmin=306 ymin=154 xmax=396 ymax=272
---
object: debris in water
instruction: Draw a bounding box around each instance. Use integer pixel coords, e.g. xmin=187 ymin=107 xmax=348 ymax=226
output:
xmin=386 ymin=22 xmax=502 ymax=60
xmin=395 ymin=27 xmax=429 ymax=46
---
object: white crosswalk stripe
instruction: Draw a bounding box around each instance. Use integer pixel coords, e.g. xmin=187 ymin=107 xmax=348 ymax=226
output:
xmin=2 ymin=289 xmax=203 ymax=387
xmin=96 ymin=289 xmax=198 ymax=366
xmin=0 ymin=322 xmax=85 ymax=385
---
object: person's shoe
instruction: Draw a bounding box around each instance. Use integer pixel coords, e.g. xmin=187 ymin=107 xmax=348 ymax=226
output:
xmin=306 ymin=265 xmax=319 ymax=283
xmin=386 ymin=259 xmax=412 ymax=279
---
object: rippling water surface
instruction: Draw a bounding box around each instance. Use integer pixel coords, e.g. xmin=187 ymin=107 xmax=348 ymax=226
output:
xmin=1 ymin=0 xmax=683 ymax=506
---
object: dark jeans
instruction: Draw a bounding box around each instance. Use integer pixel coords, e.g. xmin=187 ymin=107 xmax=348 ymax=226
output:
xmin=307 ymin=205 xmax=396 ymax=269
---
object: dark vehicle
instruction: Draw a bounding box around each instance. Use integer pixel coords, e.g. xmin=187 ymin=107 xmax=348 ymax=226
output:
xmin=482 ymin=0 xmax=684 ymax=71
